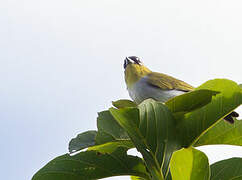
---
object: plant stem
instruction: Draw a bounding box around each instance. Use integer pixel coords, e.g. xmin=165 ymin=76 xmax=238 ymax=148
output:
xmin=141 ymin=150 xmax=164 ymax=180
xmin=149 ymin=166 xmax=164 ymax=180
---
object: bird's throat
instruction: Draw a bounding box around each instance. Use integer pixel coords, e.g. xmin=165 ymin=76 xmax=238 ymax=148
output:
xmin=125 ymin=64 xmax=151 ymax=88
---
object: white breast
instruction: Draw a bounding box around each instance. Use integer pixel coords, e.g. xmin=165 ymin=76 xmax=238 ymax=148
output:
xmin=128 ymin=76 xmax=185 ymax=104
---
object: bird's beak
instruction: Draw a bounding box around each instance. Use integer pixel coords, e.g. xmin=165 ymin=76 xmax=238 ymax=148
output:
xmin=124 ymin=57 xmax=131 ymax=69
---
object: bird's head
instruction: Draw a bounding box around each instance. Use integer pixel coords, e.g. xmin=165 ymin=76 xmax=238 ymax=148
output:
xmin=124 ymin=56 xmax=151 ymax=88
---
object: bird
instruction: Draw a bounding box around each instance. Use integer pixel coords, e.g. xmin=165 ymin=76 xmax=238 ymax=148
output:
xmin=123 ymin=56 xmax=239 ymax=124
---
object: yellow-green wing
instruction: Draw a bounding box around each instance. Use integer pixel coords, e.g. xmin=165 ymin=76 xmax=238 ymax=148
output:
xmin=147 ymin=72 xmax=194 ymax=92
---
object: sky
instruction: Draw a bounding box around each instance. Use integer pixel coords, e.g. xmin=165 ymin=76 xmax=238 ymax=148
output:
xmin=1 ymin=0 xmax=242 ymax=179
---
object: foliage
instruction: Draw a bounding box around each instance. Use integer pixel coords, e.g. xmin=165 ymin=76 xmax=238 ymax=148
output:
xmin=32 ymin=79 xmax=242 ymax=180
xmin=170 ymin=147 xmax=210 ymax=180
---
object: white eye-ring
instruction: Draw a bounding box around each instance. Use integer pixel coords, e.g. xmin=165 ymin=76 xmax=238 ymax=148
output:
xmin=127 ymin=56 xmax=142 ymax=65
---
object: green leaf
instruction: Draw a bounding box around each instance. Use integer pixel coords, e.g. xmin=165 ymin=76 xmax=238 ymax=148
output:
xmin=69 ymin=131 xmax=97 ymax=153
xmin=96 ymin=111 xmax=130 ymax=144
xmin=109 ymin=106 xmax=164 ymax=180
xmin=131 ymin=176 xmax=148 ymax=180
xmin=94 ymin=111 xmax=133 ymax=153
xmin=88 ymin=140 xmax=134 ymax=153
xmin=110 ymin=99 xmax=178 ymax=179
xmin=177 ymin=79 xmax=242 ymax=147
xmin=194 ymin=119 xmax=242 ymax=147
xmin=32 ymin=148 xmax=150 ymax=180
xmin=210 ymin=158 xmax=242 ymax=180
xmin=112 ymin=99 xmax=137 ymax=109
xmin=170 ymin=147 xmax=210 ymax=180
xmin=166 ymin=89 xmax=219 ymax=113
xmin=69 ymin=111 xmax=134 ymax=154
xmin=138 ymin=99 xmax=179 ymax=176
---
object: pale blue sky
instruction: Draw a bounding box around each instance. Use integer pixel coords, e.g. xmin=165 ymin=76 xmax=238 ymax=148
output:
xmin=1 ymin=0 xmax=242 ymax=180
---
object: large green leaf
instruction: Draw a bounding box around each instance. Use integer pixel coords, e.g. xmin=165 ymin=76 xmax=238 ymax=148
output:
xmin=210 ymin=158 xmax=242 ymax=180
xmin=94 ymin=110 xmax=134 ymax=153
xmin=69 ymin=131 xmax=97 ymax=153
xmin=166 ymin=89 xmax=219 ymax=114
xmin=32 ymin=148 xmax=150 ymax=180
xmin=88 ymin=140 xmax=133 ymax=153
xmin=69 ymin=111 xmax=133 ymax=154
xmin=194 ymin=119 xmax=242 ymax=147
xmin=112 ymin=99 xmax=137 ymax=109
xmin=176 ymin=79 xmax=242 ymax=147
xmin=110 ymin=99 xmax=178 ymax=179
xmin=138 ymin=99 xmax=179 ymax=177
xmin=96 ymin=110 xmax=130 ymax=144
xmin=170 ymin=147 xmax=210 ymax=180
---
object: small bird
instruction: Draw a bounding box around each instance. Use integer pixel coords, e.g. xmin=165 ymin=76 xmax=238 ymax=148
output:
xmin=123 ymin=56 xmax=238 ymax=123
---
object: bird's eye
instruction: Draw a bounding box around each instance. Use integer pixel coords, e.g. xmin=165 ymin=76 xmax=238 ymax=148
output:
xmin=127 ymin=56 xmax=142 ymax=65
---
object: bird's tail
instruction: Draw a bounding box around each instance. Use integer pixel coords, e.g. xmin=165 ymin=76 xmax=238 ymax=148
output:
xmin=224 ymin=111 xmax=239 ymax=124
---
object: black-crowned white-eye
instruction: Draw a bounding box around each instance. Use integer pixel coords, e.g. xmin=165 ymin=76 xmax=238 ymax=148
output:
xmin=123 ymin=56 xmax=239 ymax=124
